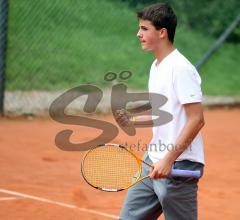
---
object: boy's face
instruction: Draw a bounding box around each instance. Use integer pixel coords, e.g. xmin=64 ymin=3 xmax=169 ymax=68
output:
xmin=137 ymin=19 xmax=164 ymax=51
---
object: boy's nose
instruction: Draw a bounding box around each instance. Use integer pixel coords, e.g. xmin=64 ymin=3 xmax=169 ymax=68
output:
xmin=137 ymin=30 xmax=142 ymax=38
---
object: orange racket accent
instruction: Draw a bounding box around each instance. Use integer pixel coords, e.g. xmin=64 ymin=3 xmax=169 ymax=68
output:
xmin=81 ymin=143 xmax=153 ymax=192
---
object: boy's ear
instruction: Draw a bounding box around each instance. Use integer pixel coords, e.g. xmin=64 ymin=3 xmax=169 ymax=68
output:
xmin=158 ymin=28 xmax=168 ymax=39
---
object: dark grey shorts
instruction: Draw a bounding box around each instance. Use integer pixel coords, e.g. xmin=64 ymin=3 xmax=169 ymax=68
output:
xmin=119 ymin=153 xmax=204 ymax=220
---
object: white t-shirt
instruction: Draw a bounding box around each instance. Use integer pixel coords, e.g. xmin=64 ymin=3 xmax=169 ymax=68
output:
xmin=147 ymin=49 xmax=205 ymax=164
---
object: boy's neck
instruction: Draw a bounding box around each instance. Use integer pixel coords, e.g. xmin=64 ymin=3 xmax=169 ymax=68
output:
xmin=153 ymin=42 xmax=175 ymax=66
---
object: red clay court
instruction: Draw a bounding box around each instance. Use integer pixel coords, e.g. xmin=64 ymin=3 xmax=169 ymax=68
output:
xmin=0 ymin=109 xmax=239 ymax=220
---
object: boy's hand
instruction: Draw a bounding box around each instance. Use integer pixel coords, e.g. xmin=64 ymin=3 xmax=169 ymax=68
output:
xmin=115 ymin=109 xmax=133 ymax=127
xmin=149 ymin=158 xmax=174 ymax=179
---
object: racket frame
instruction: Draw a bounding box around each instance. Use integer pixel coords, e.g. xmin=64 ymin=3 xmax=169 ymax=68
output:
xmin=81 ymin=143 xmax=153 ymax=192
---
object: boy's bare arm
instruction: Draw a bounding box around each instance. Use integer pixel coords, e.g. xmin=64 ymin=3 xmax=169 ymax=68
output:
xmin=149 ymin=102 xmax=205 ymax=179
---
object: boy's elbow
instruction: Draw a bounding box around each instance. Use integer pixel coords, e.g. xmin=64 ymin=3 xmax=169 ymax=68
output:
xmin=190 ymin=115 xmax=205 ymax=128
xmin=201 ymin=118 xmax=205 ymax=128
xmin=198 ymin=115 xmax=205 ymax=128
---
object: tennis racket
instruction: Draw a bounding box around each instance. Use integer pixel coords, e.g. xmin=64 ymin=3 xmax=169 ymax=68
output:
xmin=81 ymin=143 xmax=201 ymax=192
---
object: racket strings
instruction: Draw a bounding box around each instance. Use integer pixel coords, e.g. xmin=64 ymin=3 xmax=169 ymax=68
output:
xmin=82 ymin=145 xmax=141 ymax=190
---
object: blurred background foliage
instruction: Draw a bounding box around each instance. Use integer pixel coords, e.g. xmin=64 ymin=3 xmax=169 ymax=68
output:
xmin=4 ymin=0 xmax=240 ymax=96
xmin=122 ymin=0 xmax=240 ymax=42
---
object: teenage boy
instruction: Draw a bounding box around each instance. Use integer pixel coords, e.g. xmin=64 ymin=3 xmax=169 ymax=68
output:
xmin=117 ymin=3 xmax=205 ymax=220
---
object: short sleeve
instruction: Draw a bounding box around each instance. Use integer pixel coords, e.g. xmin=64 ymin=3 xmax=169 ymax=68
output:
xmin=173 ymin=65 xmax=202 ymax=104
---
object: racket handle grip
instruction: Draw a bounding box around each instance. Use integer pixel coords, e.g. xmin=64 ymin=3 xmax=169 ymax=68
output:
xmin=170 ymin=169 xmax=201 ymax=178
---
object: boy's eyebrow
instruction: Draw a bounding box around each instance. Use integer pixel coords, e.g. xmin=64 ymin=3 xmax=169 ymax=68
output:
xmin=139 ymin=24 xmax=148 ymax=28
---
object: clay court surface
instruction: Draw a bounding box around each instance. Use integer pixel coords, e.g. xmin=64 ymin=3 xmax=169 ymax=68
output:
xmin=0 ymin=109 xmax=239 ymax=220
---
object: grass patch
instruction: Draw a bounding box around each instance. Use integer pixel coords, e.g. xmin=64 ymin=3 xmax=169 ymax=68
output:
xmin=5 ymin=0 xmax=240 ymax=95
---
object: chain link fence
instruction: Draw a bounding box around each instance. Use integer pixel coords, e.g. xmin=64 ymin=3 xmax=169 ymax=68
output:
xmin=4 ymin=0 xmax=146 ymax=115
xmin=1 ymin=0 xmax=240 ymax=115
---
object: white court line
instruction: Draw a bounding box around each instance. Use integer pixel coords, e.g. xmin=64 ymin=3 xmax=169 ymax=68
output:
xmin=0 ymin=189 xmax=119 ymax=219
xmin=0 ymin=197 xmax=20 ymax=201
